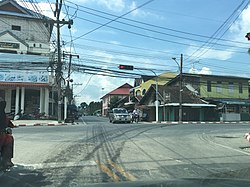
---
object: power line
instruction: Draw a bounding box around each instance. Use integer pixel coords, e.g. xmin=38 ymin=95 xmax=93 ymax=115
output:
xmin=70 ymin=0 xmax=155 ymax=42
xmin=64 ymin=0 xmax=249 ymax=46
xmin=63 ymin=15 xmax=248 ymax=54
xmin=186 ymin=0 xmax=250 ymax=62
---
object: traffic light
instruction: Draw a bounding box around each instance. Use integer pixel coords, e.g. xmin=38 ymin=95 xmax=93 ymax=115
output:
xmin=245 ymin=32 xmax=250 ymax=40
xmin=118 ymin=64 xmax=134 ymax=70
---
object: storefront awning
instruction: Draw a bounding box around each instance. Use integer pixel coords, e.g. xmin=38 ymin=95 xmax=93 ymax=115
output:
xmin=0 ymin=82 xmax=50 ymax=88
xmin=213 ymin=100 xmax=250 ymax=105
xmin=161 ymin=103 xmax=216 ymax=107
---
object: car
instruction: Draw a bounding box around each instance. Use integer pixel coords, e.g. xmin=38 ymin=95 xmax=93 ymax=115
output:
xmin=109 ymin=108 xmax=132 ymax=123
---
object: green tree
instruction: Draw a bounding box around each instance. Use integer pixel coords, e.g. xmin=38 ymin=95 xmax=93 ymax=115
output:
xmin=109 ymin=96 xmax=119 ymax=109
xmin=80 ymin=102 xmax=88 ymax=109
xmin=89 ymin=101 xmax=102 ymax=115
xmin=80 ymin=102 xmax=89 ymax=115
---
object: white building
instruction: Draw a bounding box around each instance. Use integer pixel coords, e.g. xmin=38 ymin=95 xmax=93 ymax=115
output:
xmin=0 ymin=0 xmax=55 ymax=117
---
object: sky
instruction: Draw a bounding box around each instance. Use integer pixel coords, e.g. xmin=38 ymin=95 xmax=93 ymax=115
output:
xmin=15 ymin=0 xmax=250 ymax=105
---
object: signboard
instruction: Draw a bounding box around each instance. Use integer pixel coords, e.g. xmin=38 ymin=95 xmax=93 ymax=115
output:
xmin=0 ymin=70 xmax=49 ymax=83
xmin=0 ymin=42 xmax=20 ymax=49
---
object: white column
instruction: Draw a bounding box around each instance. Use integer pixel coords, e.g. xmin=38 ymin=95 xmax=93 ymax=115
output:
xmin=5 ymin=89 xmax=12 ymax=113
xmin=15 ymin=87 xmax=20 ymax=114
xmin=40 ymin=88 xmax=45 ymax=113
xmin=44 ymin=88 xmax=49 ymax=116
xmin=21 ymin=87 xmax=25 ymax=114
xmin=64 ymin=96 xmax=67 ymax=120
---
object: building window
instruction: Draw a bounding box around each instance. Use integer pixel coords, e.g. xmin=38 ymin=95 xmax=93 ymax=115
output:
xmin=239 ymin=82 xmax=243 ymax=94
xmin=228 ymin=82 xmax=234 ymax=93
xmin=136 ymin=90 xmax=141 ymax=96
xmin=33 ymin=43 xmax=36 ymax=47
xmin=142 ymin=89 xmax=146 ymax=95
xmin=39 ymin=44 xmax=42 ymax=48
xmin=216 ymin=81 xmax=222 ymax=93
xmin=11 ymin=25 xmax=21 ymax=31
xmin=207 ymin=81 xmax=211 ymax=92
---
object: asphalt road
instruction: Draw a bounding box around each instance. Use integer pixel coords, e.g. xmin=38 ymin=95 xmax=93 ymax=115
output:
xmin=1 ymin=116 xmax=250 ymax=187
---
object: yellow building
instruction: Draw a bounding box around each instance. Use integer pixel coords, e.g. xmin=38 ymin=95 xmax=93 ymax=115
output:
xmin=133 ymin=72 xmax=176 ymax=97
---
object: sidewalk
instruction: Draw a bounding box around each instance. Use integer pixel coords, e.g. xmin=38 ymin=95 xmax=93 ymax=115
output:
xmin=11 ymin=120 xmax=70 ymax=127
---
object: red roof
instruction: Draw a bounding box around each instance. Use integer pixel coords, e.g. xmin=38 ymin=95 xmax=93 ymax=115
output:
xmin=109 ymin=87 xmax=130 ymax=95
xmin=101 ymin=83 xmax=132 ymax=99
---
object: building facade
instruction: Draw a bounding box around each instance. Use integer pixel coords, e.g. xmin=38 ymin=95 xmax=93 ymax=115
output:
xmin=169 ymin=73 xmax=250 ymax=121
xmin=101 ymin=83 xmax=132 ymax=116
xmin=0 ymin=0 xmax=54 ymax=118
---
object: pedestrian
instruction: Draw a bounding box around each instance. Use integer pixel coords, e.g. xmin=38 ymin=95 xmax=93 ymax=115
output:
xmin=0 ymin=98 xmax=15 ymax=168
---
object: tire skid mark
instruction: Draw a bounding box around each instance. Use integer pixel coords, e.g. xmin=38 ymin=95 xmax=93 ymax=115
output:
xmin=113 ymin=124 xmax=177 ymax=178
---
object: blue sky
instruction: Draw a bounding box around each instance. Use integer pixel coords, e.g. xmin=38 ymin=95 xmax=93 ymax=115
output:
xmin=17 ymin=0 xmax=250 ymax=105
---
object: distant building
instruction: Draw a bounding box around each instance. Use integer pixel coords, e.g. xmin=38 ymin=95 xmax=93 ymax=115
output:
xmin=132 ymin=72 xmax=176 ymax=97
xmin=101 ymin=83 xmax=133 ymax=116
xmin=167 ymin=73 xmax=250 ymax=121
xmin=0 ymin=0 xmax=55 ymax=117
xmin=133 ymin=73 xmax=250 ymax=122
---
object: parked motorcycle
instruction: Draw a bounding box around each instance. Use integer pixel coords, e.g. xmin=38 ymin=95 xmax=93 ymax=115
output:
xmin=0 ymin=127 xmax=14 ymax=174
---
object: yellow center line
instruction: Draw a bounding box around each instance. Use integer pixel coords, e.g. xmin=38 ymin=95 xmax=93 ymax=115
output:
xmin=96 ymin=160 xmax=120 ymax=182
xmin=108 ymin=160 xmax=137 ymax=181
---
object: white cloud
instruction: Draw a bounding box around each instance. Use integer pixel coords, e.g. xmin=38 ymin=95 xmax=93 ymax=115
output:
xmin=96 ymin=0 xmax=125 ymax=12
xmin=129 ymin=1 xmax=139 ymax=17
xmin=189 ymin=67 xmax=198 ymax=74
xmin=189 ymin=66 xmax=212 ymax=75
xmin=198 ymin=67 xmax=212 ymax=75
xmin=230 ymin=4 xmax=250 ymax=43
xmin=72 ymin=73 xmax=133 ymax=105
xmin=93 ymin=50 xmax=113 ymax=62
xmin=200 ymin=48 xmax=233 ymax=60
xmin=17 ymin=1 xmax=56 ymax=19
xmin=109 ymin=40 xmax=121 ymax=45
xmin=128 ymin=1 xmax=164 ymax=20
xmin=186 ymin=45 xmax=233 ymax=61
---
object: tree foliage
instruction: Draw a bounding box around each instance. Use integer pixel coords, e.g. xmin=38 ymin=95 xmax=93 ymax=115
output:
xmin=79 ymin=101 xmax=101 ymax=115
xmin=109 ymin=96 xmax=120 ymax=109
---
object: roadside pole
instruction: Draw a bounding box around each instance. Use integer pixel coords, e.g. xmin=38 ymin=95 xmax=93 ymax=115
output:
xmin=54 ymin=0 xmax=73 ymax=122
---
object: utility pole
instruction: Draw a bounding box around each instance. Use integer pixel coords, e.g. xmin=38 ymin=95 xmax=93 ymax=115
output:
xmin=54 ymin=0 xmax=73 ymax=122
xmin=63 ymin=52 xmax=79 ymax=104
xmin=179 ymin=54 xmax=183 ymax=123
xmin=172 ymin=54 xmax=183 ymax=123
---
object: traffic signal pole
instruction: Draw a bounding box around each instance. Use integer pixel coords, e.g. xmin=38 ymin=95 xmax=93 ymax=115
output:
xmin=118 ymin=64 xmax=159 ymax=122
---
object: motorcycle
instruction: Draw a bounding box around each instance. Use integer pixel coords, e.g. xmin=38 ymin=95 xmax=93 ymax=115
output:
xmin=244 ymin=132 xmax=250 ymax=142
xmin=132 ymin=113 xmax=139 ymax=123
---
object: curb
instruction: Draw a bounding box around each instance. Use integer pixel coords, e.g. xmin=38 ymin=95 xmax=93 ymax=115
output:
xmin=15 ymin=123 xmax=70 ymax=127
xmin=155 ymin=121 xmax=250 ymax=125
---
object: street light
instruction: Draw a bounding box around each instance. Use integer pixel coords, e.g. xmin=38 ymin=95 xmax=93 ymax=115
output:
xmin=172 ymin=54 xmax=183 ymax=123
xmin=143 ymin=69 xmax=159 ymax=122
xmin=135 ymin=69 xmax=159 ymax=122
